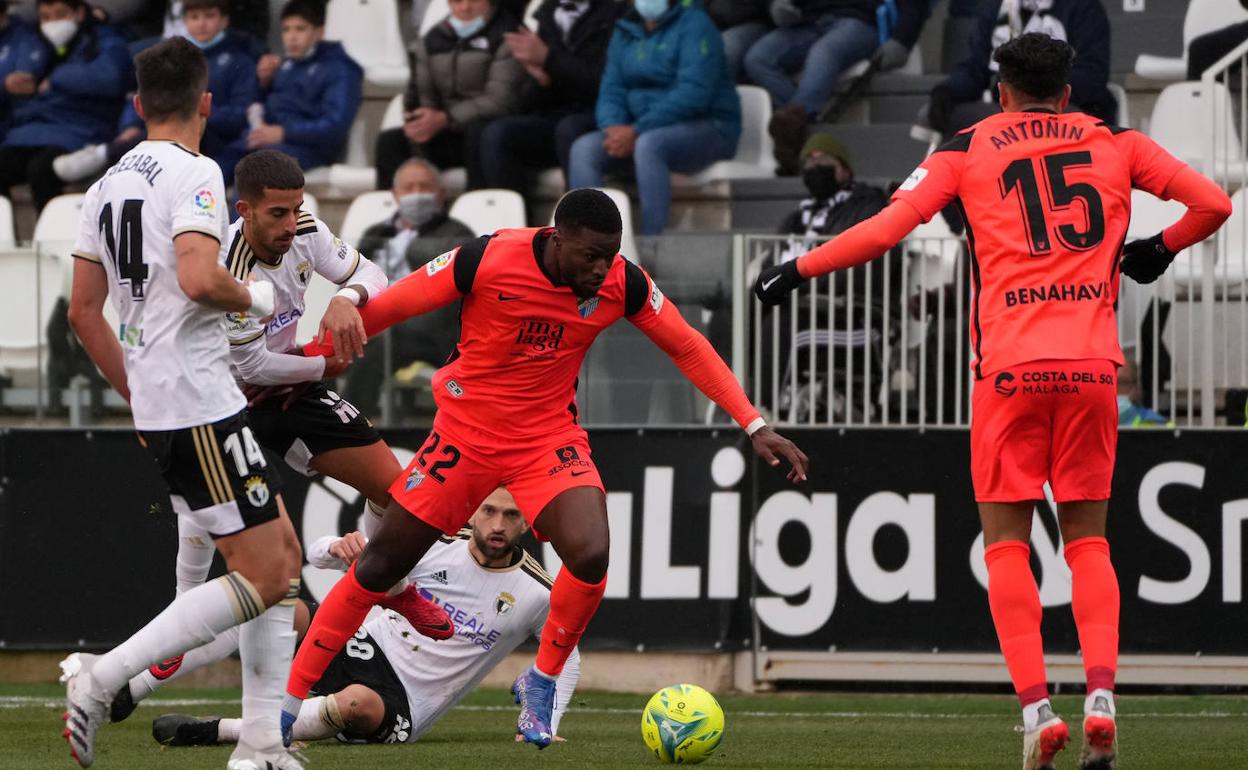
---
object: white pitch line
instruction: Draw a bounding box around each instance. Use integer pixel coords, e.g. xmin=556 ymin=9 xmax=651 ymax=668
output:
xmin=1 ymin=696 xmax=1245 ymax=719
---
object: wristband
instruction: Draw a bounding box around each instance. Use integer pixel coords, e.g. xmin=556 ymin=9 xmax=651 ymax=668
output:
xmin=745 ymin=417 xmax=767 ymax=436
xmin=334 ymin=287 xmax=363 ymax=306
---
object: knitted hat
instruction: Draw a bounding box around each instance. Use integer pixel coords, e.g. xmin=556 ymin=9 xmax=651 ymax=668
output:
xmin=800 ymin=133 xmax=852 ymax=171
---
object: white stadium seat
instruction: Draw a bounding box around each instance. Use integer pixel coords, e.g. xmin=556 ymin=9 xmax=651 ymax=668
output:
xmin=0 ymin=195 xmax=14 ymax=248
xmin=340 ymin=190 xmax=398 ymax=247
xmin=420 ymin=0 xmax=449 ymax=36
xmin=381 ymin=93 xmax=405 ymax=130
xmin=326 ymin=0 xmax=410 ymax=88
xmin=1107 ymin=82 xmax=1129 ymax=128
xmin=300 ymin=193 xmax=319 ymax=219
xmin=551 ymin=187 xmax=637 ymax=261
xmin=675 ymin=85 xmax=776 ymax=186
xmin=1148 ymin=81 xmax=1248 ymax=185
xmin=1134 ymin=0 xmax=1248 ymax=81
xmin=448 ymin=189 xmax=526 ymax=236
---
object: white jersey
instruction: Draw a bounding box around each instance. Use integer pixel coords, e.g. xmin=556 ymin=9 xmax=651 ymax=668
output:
xmin=312 ymin=531 xmax=579 ymax=742
xmin=71 ymin=140 xmax=244 ymax=431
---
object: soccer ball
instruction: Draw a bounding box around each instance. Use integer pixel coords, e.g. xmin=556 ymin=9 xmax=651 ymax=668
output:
xmin=640 ymin=683 xmax=725 ymax=764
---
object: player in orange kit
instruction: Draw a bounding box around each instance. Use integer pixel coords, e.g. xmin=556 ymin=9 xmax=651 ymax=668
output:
xmin=755 ymin=33 xmax=1231 ymax=770
xmin=281 ymin=188 xmax=808 ymax=748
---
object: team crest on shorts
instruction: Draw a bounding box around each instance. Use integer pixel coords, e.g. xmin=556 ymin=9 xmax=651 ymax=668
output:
xmin=244 ymin=476 xmax=270 ymax=507
xmin=577 ymin=297 xmax=599 ymax=319
xmin=405 ymin=467 xmax=426 ymax=491
xmin=495 ymin=591 xmax=515 ymax=615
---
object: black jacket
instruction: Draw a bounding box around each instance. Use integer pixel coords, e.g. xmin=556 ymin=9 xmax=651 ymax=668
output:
xmin=779 ymin=182 xmax=888 ymax=237
xmin=526 ymin=0 xmax=622 ymax=112
xmin=795 ymin=0 xmax=928 ymax=47
xmin=705 ymin=0 xmax=768 ymax=29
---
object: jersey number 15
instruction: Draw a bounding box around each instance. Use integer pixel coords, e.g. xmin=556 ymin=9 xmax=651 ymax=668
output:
xmin=999 ymin=151 xmax=1106 ymax=256
xmin=99 ymin=199 xmax=149 ymax=299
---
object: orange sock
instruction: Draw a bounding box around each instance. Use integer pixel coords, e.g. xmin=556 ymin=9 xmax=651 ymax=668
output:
xmin=1064 ymin=536 xmax=1119 ymax=693
xmin=985 ymin=540 xmax=1049 ymax=706
xmin=286 ymin=563 xmax=386 ymax=698
xmin=534 ymin=569 xmax=606 ymax=677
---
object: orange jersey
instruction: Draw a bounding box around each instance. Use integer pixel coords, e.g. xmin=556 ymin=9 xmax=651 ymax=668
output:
xmin=315 ymin=227 xmax=761 ymax=440
xmin=890 ymin=109 xmax=1186 ymax=379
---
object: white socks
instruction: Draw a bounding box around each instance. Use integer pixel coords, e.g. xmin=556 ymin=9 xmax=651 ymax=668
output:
xmin=128 ymin=625 xmax=242 ymax=703
xmin=233 ymin=579 xmax=300 ymax=755
xmin=218 ymin=695 xmax=343 ymax=744
xmin=1085 ymin=688 xmax=1116 ymax=717
xmin=175 ymin=517 xmax=216 ymax=595
xmin=91 ymin=572 xmax=263 ymax=696
xmin=1022 ymin=698 xmax=1054 ymax=732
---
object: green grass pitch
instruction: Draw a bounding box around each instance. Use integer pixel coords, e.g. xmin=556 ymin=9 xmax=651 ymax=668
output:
xmin=3 ymin=684 xmax=1245 ymax=768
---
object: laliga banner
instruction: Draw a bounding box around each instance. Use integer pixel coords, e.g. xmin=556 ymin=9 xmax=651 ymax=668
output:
xmin=1 ymin=428 xmax=1246 ymax=655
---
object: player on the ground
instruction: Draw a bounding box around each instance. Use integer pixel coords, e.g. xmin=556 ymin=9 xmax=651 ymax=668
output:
xmin=148 ymin=487 xmax=580 ymax=746
xmin=61 ymin=37 xmax=308 ymax=770
xmin=284 ymin=188 xmax=808 ymax=749
xmin=754 ymin=33 xmax=1231 ymax=770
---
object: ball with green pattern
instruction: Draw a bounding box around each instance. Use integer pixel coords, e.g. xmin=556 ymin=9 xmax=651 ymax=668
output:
xmin=640 ymin=683 xmax=725 ymax=764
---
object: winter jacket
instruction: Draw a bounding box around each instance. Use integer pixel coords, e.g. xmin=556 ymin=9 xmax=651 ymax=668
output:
xmin=705 ymin=0 xmax=768 ymax=29
xmin=264 ymin=40 xmax=362 ymax=163
xmin=4 ymin=18 xmax=130 ymax=150
xmin=0 ymin=18 xmax=49 ymax=139
xmin=409 ymin=9 xmax=525 ymax=128
xmin=120 ymin=31 xmax=258 ymax=152
xmin=943 ymin=0 xmax=1114 ymax=123
xmin=597 ymin=0 xmax=741 ymax=143
xmin=779 ymin=181 xmax=888 ymax=237
xmin=525 ymin=0 xmax=620 ymax=113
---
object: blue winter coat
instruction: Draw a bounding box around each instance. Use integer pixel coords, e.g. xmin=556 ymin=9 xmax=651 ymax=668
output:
xmin=263 ymin=41 xmax=362 ymax=165
xmin=0 ymin=18 xmax=49 ymax=140
xmin=4 ymin=19 xmax=131 ymax=150
xmin=119 ymin=31 xmax=259 ymax=154
xmin=596 ymin=0 xmax=741 ymax=144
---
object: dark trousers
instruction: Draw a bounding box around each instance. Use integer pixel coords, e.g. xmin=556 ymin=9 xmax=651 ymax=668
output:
xmin=479 ymin=111 xmax=597 ymax=193
xmin=0 ymin=145 xmax=65 ymax=212
xmin=375 ymin=122 xmax=488 ymax=191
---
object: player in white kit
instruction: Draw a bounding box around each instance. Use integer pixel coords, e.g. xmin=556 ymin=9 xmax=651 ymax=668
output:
xmin=148 ymin=487 xmax=580 ymax=746
xmin=59 ymin=37 xmax=303 ymax=770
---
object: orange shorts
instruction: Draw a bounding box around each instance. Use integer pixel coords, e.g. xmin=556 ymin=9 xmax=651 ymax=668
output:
xmin=971 ymin=359 xmax=1118 ymax=503
xmin=388 ymin=412 xmax=603 ymax=539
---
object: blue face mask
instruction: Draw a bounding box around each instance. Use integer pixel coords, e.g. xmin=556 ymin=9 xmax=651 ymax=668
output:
xmin=1117 ymin=395 xmax=1132 ymax=413
xmin=188 ymin=29 xmax=226 ymax=49
xmin=449 ymin=15 xmax=486 ymax=38
xmin=634 ymin=0 xmax=669 ymax=21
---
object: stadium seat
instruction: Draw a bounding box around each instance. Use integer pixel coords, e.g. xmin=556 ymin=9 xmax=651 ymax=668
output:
xmin=340 ymin=190 xmax=397 ymax=246
xmin=420 ymin=0 xmax=448 ymax=36
xmin=1134 ymin=0 xmax=1248 ymax=80
xmin=381 ymin=93 xmax=405 ymax=130
xmin=1107 ymin=82 xmax=1129 ymax=128
xmin=314 ymin=94 xmax=408 ymax=192
xmin=0 ymin=195 xmax=13 ymax=248
xmin=33 ymin=193 xmax=85 ymax=299
xmin=1148 ymin=81 xmax=1247 ymax=184
xmin=675 ymin=85 xmax=775 ymax=186
xmin=448 ymin=189 xmax=526 ymax=236
xmin=0 ymin=247 xmax=62 ymax=376
xmin=326 ymin=0 xmax=409 ymax=88
xmin=301 ymin=192 xmax=320 ymax=219
xmin=549 ymin=187 xmax=637 ymax=261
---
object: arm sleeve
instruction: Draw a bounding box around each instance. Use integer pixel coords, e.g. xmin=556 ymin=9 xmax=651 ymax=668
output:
xmin=306 ymin=535 xmax=350 ymax=571
xmin=171 ymin=159 xmax=228 ymax=241
xmin=71 ymin=184 xmax=103 ymax=263
xmin=595 ymin=32 xmax=632 ymax=128
xmin=230 ymin=335 xmax=327 ymax=386
xmin=543 ymin=30 xmax=608 ymax=97
xmin=308 ymin=220 xmax=389 ymax=299
xmin=413 ymin=40 xmax=437 ymax=110
xmin=634 ymin=14 xmax=726 ymax=134
xmin=796 ymin=201 xmax=925 ymax=279
xmin=338 ymin=255 xmax=389 ymax=301
xmin=1119 ymin=129 xmax=1186 ymax=197
xmin=447 ymin=41 xmax=524 ymax=127
xmin=884 ymin=143 xmax=965 ymax=219
xmin=551 ymin=647 xmax=580 ymax=736
xmin=1159 ymin=166 xmax=1234 ymax=252
xmin=626 ymin=265 xmax=761 ymax=431
xmin=281 ymin=59 xmax=362 ymax=149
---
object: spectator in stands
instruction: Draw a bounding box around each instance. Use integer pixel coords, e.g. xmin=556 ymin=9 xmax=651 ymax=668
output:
xmin=568 ymin=0 xmax=740 ymax=235
xmin=705 ymin=0 xmax=770 ymax=82
xmin=344 ymin=158 xmax=474 ymax=414
xmin=0 ymin=0 xmax=129 ymax=211
xmin=121 ymin=0 xmax=268 ymax=51
xmin=748 ymin=0 xmax=930 ymax=171
xmin=1118 ymin=360 xmax=1169 ymax=427
xmin=51 ymin=0 xmax=258 ymax=182
xmin=478 ymin=0 xmax=619 ymax=202
xmin=375 ymin=0 xmax=524 ymax=191
xmin=780 ymin=132 xmax=887 ymax=236
xmin=215 ymin=0 xmax=361 ymax=186
xmin=0 ymin=1 xmax=49 ymax=142
xmin=923 ymin=0 xmax=1115 ymax=138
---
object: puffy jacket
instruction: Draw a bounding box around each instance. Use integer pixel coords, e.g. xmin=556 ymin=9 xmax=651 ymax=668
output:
xmin=525 ymin=0 xmax=620 ymax=113
xmin=943 ymin=0 xmax=1115 ymax=123
xmin=705 ymin=0 xmax=768 ymax=29
xmin=597 ymin=0 xmax=741 ymax=143
xmin=4 ymin=18 xmax=130 ymax=150
xmin=0 ymin=18 xmax=49 ymax=138
xmin=264 ymin=40 xmax=362 ymax=160
xmin=409 ymin=9 xmax=525 ymax=128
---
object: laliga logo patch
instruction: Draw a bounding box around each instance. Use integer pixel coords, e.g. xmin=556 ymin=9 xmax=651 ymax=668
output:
xmin=649 ymin=283 xmax=664 ymax=314
xmin=406 ymin=466 xmax=426 ymax=491
xmin=426 ymin=249 xmax=455 ymax=277
xmin=244 ymin=475 xmax=270 ymax=507
xmin=495 ymin=591 xmax=515 ymax=615
xmin=577 ymin=297 xmax=599 ymax=319
xmin=193 ymin=189 xmax=216 ymax=210
xmin=899 ymin=167 xmax=928 ymax=192
xmin=995 ymin=371 xmax=1017 ymax=397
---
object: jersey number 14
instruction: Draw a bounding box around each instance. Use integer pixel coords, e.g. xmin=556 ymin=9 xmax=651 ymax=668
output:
xmin=99 ymin=199 xmax=149 ymax=299
xmin=999 ymin=151 xmax=1106 ymax=256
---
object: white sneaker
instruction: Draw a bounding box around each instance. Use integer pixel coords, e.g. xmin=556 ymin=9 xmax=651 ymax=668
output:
xmin=59 ymin=653 xmax=110 ymax=768
xmin=1079 ymin=695 xmax=1117 ymax=770
xmin=52 ymin=144 xmax=108 ymax=183
xmin=227 ymin=747 xmax=305 ymax=770
xmin=1022 ymin=703 xmax=1070 ymax=770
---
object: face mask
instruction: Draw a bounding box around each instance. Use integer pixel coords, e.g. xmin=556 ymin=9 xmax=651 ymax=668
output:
xmin=449 ymin=15 xmax=486 ymax=38
xmin=41 ymin=18 xmax=78 ymax=50
xmin=188 ymin=29 xmax=226 ymax=49
xmin=398 ymin=192 xmax=440 ymax=228
xmin=1117 ymin=394 xmax=1132 ymax=413
xmin=802 ymin=165 xmax=846 ymax=200
xmin=634 ymin=0 xmax=669 ymax=21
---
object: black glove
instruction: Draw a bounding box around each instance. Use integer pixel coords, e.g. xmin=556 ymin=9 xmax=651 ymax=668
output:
xmin=1119 ymin=233 xmax=1176 ymax=284
xmin=754 ymin=260 xmax=803 ymax=306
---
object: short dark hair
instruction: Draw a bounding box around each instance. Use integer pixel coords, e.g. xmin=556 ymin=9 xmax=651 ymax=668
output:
xmin=554 ymin=188 xmax=622 ymax=235
xmin=134 ymin=37 xmax=209 ymax=123
xmin=183 ymin=0 xmax=229 ymax=14
xmin=235 ymin=150 xmax=306 ymax=201
xmin=992 ymin=33 xmax=1075 ymax=102
xmin=281 ymin=0 xmax=325 ymax=27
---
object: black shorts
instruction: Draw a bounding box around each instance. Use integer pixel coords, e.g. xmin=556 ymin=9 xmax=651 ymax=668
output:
xmin=310 ymin=627 xmax=412 ymax=744
xmin=248 ymin=382 xmax=380 ymax=476
xmin=139 ymin=409 xmax=283 ymax=538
